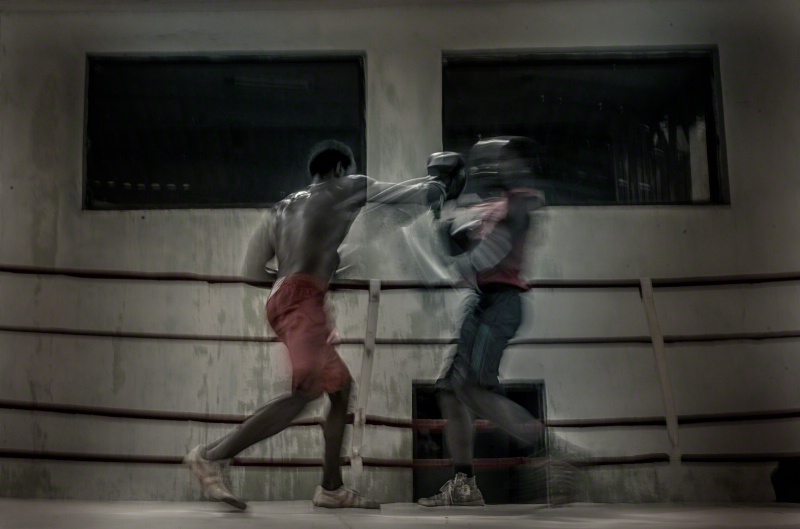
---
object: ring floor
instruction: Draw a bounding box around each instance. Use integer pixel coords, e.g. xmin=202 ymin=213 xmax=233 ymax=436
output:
xmin=2 ymin=500 xmax=799 ymax=529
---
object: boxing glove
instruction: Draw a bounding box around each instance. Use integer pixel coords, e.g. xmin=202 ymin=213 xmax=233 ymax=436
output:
xmin=426 ymin=151 xmax=466 ymax=201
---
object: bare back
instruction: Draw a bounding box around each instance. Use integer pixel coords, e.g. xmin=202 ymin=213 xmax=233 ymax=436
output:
xmin=272 ymin=175 xmax=368 ymax=282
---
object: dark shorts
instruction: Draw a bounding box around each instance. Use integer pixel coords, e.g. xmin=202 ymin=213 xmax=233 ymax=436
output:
xmin=436 ymin=285 xmax=523 ymax=391
xmin=266 ymin=274 xmax=352 ymax=396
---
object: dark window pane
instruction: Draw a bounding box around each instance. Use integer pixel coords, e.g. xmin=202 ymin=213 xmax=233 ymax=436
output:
xmin=84 ymin=55 xmax=365 ymax=210
xmin=443 ymin=51 xmax=726 ymax=205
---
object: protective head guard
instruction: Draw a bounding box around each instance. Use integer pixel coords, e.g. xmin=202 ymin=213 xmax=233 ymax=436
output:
xmin=427 ymin=151 xmax=466 ymax=201
xmin=466 ymin=136 xmax=540 ymax=197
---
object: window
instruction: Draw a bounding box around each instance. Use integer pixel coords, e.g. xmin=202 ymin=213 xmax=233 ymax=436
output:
xmin=443 ymin=49 xmax=727 ymax=205
xmin=84 ymin=54 xmax=366 ymax=210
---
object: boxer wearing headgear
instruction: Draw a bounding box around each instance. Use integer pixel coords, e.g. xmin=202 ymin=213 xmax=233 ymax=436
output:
xmin=184 ymin=140 xmax=461 ymax=511
xmin=465 ymin=135 xmax=542 ymax=197
xmin=419 ymin=137 xmax=561 ymax=508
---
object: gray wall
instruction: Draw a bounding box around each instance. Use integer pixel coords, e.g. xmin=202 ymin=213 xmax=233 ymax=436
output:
xmin=0 ymin=0 xmax=799 ymax=503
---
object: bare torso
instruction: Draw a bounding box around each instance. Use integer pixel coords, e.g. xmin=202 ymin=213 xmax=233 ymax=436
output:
xmin=272 ymin=175 xmax=368 ymax=283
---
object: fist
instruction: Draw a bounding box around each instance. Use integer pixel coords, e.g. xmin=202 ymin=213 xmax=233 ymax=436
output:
xmin=427 ymin=151 xmax=466 ymax=201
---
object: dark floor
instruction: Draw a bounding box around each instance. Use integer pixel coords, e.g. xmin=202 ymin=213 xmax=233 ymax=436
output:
xmin=2 ymin=500 xmax=800 ymax=529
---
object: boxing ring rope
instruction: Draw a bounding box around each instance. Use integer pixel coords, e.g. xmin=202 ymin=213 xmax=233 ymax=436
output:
xmin=4 ymin=323 xmax=800 ymax=346
xmin=3 ymin=396 xmax=799 ymax=430
xmin=1 ymin=263 xmax=800 ymax=469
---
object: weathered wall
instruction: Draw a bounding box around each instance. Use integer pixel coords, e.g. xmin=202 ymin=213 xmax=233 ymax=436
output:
xmin=0 ymin=0 xmax=799 ymax=503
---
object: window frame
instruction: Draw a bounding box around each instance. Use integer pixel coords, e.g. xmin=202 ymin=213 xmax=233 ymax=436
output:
xmin=442 ymin=46 xmax=729 ymax=206
xmin=82 ymin=52 xmax=367 ymax=211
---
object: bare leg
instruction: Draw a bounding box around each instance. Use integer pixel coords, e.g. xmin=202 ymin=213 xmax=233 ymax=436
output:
xmin=204 ymin=392 xmax=315 ymax=461
xmin=321 ymin=380 xmax=352 ymax=491
xmin=311 ymin=378 xmax=380 ymax=508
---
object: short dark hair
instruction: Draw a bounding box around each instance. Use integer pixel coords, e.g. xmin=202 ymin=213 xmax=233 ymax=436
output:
xmin=307 ymin=140 xmax=356 ymax=177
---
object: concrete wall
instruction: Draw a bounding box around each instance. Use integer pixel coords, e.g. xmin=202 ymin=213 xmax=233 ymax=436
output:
xmin=1 ymin=0 xmax=799 ymax=503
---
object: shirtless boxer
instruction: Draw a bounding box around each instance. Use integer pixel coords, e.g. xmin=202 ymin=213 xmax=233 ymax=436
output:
xmin=184 ymin=140 xmax=463 ymax=510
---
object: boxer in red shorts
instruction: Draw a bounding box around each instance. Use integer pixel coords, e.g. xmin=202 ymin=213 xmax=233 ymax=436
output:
xmin=266 ymin=273 xmax=351 ymax=397
xmin=184 ymin=140 xmax=465 ymax=510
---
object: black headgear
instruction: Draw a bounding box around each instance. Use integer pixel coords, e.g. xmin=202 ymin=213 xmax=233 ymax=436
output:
xmin=466 ymin=136 xmax=540 ymax=196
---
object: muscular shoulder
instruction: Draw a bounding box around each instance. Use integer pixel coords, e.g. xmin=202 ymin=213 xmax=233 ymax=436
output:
xmin=274 ymin=189 xmax=309 ymax=213
xmin=282 ymin=189 xmax=311 ymax=204
xmin=343 ymin=174 xmax=369 ymax=193
xmin=335 ymin=174 xmax=369 ymax=207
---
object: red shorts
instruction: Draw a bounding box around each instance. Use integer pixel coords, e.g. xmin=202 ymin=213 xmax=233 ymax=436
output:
xmin=266 ymin=274 xmax=352 ymax=396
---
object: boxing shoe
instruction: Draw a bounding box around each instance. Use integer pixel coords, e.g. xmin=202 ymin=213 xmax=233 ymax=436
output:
xmin=312 ymin=485 xmax=381 ymax=509
xmin=418 ymin=472 xmax=485 ymax=507
xmin=184 ymin=445 xmax=247 ymax=510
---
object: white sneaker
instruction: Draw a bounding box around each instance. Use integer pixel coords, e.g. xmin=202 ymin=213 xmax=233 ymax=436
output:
xmin=183 ymin=445 xmax=247 ymax=510
xmin=312 ymin=485 xmax=380 ymax=509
